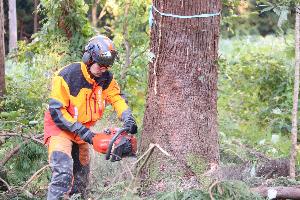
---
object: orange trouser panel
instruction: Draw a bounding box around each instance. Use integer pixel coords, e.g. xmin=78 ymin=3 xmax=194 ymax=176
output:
xmin=47 ymin=136 xmax=90 ymax=199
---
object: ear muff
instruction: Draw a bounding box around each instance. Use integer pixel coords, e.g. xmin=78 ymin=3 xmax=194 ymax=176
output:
xmin=82 ymin=51 xmax=91 ymax=64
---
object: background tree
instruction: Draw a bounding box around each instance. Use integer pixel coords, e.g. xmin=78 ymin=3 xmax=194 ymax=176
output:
xmin=91 ymin=0 xmax=108 ymax=27
xmin=290 ymin=3 xmax=300 ymax=179
xmin=8 ymin=0 xmax=17 ymax=52
xmin=140 ymin=0 xmax=221 ymax=191
xmin=0 ymin=0 xmax=5 ymax=97
xmin=33 ymin=0 xmax=39 ymax=33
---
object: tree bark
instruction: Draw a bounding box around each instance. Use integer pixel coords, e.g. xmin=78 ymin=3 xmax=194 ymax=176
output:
xmin=251 ymin=186 xmax=300 ymax=199
xmin=0 ymin=0 xmax=5 ymax=97
xmin=8 ymin=0 xmax=17 ymax=52
xmin=290 ymin=5 xmax=300 ymax=179
xmin=140 ymin=0 xmax=221 ymax=192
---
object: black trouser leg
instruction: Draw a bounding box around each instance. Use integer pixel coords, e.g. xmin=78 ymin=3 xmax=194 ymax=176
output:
xmin=47 ymin=151 xmax=73 ymax=200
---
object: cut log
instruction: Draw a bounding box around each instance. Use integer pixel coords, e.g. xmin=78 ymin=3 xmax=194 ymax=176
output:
xmin=256 ymin=158 xmax=289 ymax=178
xmin=251 ymin=185 xmax=300 ymax=199
xmin=207 ymin=158 xmax=289 ymax=181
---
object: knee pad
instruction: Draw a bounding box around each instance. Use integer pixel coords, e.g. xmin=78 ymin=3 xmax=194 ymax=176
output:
xmin=48 ymin=151 xmax=74 ymax=197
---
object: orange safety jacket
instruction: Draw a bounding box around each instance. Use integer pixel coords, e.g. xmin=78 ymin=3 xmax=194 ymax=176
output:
xmin=44 ymin=62 xmax=129 ymax=144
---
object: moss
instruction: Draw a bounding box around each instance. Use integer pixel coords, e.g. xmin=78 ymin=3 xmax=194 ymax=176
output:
xmin=186 ymin=154 xmax=214 ymax=189
xmin=186 ymin=154 xmax=209 ymax=177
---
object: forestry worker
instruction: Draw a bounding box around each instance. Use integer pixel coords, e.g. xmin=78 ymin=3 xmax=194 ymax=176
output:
xmin=43 ymin=35 xmax=137 ymax=199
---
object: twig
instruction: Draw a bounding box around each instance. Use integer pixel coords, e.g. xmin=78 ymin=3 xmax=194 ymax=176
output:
xmin=130 ymin=143 xmax=171 ymax=190
xmin=22 ymin=164 xmax=50 ymax=190
xmin=154 ymin=144 xmax=171 ymax=157
xmin=133 ymin=143 xmax=156 ymax=165
xmin=98 ymin=143 xmax=171 ymax=199
xmin=209 ymin=180 xmax=220 ymax=200
xmin=0 ymin=177 xmax=11 ymax=191
xmin=136 ymin=147 xmax=155 ymax=174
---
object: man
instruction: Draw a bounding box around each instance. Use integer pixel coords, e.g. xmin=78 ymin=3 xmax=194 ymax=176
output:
xmin=43 ymin=35 xmax=137 ymax=199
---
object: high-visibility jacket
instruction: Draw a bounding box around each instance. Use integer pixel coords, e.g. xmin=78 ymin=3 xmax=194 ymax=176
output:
xmin=44 ymin=62 xmax=129 ymax=144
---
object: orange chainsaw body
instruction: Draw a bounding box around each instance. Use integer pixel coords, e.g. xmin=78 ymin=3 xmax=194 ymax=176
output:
xmin=92 ymin=128 xmax=137 ymax=155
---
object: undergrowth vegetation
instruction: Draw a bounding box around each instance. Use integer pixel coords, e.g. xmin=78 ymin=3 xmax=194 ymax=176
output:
xmin=219 ymin=34 xmax=297 ymax=165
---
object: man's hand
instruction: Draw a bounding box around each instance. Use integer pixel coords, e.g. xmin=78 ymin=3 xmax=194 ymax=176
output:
xmin=81 ymin=129 xmax=95 ymax=144
xmin=123 ymin=115 xmax=138 ymax=134
xmin=75 ymin=126 xmax=95 ymax=144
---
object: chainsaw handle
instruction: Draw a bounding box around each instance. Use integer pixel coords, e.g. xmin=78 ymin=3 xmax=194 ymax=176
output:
xmin=105 ymin=127 xmax=130 ymax=160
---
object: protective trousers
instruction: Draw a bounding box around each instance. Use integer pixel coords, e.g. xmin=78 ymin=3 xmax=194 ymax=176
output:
xmin=47 ymin=136 xmax=90 ymax=200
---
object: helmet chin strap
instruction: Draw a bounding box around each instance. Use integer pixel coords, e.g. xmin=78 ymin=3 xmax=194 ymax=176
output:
xmin=86 ymin=62 xmax=97 ymax=79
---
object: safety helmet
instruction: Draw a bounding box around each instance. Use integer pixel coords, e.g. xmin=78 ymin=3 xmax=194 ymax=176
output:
xmin=82 ymin=35 xmax=117 ymax=66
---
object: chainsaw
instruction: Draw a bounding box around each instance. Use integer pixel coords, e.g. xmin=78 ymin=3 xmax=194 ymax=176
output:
xmin=92 ymin=127 xmax=137 ymax=162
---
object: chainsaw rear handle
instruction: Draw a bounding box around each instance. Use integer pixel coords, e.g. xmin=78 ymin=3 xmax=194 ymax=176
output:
xmin=105 ymin=127 xmax=130 ymax=160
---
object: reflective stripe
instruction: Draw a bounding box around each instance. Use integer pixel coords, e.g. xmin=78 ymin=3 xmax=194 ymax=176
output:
xmin=74 ymin=107 xmax=78 ymax=120
xmin=97 ymin=88 xmax=103 ymax=114
xmin=48 ymin=99 xmax=88 ymax=135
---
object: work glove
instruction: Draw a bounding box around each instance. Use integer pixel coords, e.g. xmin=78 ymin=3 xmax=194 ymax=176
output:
xmin=123 ymin=115 xmax=138 ymax=134
xmin=75 ymin=126 xmax=95 ymax=144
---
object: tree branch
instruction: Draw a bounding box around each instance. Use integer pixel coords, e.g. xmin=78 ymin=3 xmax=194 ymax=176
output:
xmin=22 ymin=164 xmax=50 ymax=190
xmin=0 ymin=132 xmax=44 ymax=145
xmin=97 ymin=1 xmax=108 ymax=21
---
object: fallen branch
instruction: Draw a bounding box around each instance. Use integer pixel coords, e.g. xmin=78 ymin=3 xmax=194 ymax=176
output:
xmin=22 ymin=164 xmax=50 ymax=190
xmin=0 ymin=133 xmax=45 ymax=167
xmin=0 ymin=141 xmax=29 ymax=167
xmin=0 ymin=132 xmax=43 ymax=145
xmin=251 ymin=185 xmax=300 ymax=199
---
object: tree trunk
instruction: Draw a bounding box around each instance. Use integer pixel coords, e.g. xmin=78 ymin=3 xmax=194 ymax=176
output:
xmin=121 ymin=0 xmax=131 ymax=80
xmin=290 ymin=5 xmax=300 ymax=179
xmin=91 ymin=0 xmax=99 ymax=27
xmin=33 ymin=0 xmax=39 ymax=33
xmin=8 ymin=0 xmax=17 ymax=52
xmin=140 ymin=0 xmax=221 ymax=192
xmin=0 ymin=0 xmax=5 ymax=97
